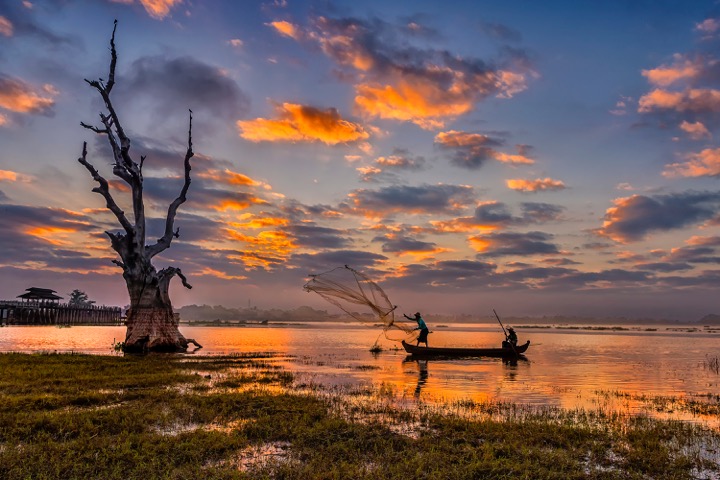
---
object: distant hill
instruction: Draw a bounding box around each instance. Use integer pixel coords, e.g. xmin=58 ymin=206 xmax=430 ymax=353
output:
xmin=177 ymin=304 xmax=336 ymax=323
xmin=698 ymin=314 xmax=720 ymax=326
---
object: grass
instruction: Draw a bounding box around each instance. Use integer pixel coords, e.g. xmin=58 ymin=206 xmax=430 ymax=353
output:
xmin=0 ymin=352 xmax=718 ymax=479
xmin=704 ymin=355 xmax=720 ymax=375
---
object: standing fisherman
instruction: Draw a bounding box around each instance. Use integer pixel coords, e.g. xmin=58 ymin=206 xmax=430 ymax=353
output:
xmin=404 ymin=312 xmax=430 ymax=347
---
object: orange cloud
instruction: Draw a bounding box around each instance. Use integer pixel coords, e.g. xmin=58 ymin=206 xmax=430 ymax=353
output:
xmin=212 ymin=198 xmax=265 ymax=212
xmin=268 ymin=20 xmax=301 ymax=40
xmin=352 ymin=51 xmax=527 ymax=129
xmin=225 ymin=229 xmax=295 ymax=248
xmin=311 ymin=27 xmax=376 ymax=71
xmin=238 ymin=103 xmax=369 ymax=145
xmin=0 ymin=77 xmax=56 ymax=114
xmin=679 ymin=120 xmax=711 ymax=140
xmin=224 ymin=229 xmax=298 ymax=268
xmin=24 ymin=226 xmax=78 ymax=246
xmin=355 ymin=77 xmax=478 ymax=129
xmin=398 ymin=246 xmax=450 ymax=261
xmin=0 ymin=15 xmax=13 ymax=37
xmin=197 ymin=267 xmax=247 ymax=281
xmin=111 ymin=0 xmax=180 ymax=20
xmin=286 ymin=16 xmax=535 ymax=129
xmin=430 ymin=218 xmax=499 ymax=234
xmin=493 ymin=152 xmax=534 ymax=165
xmin=0 ymin=112 xmax=7 ymax=126
xmin=356 ymin=165 xmax=382 ymax=177
xmin=638 ymin=88 xmax=720 ymax=113
xmin=641 ymin=55 xmax=701 ymax=87
xmin=108 ymin=180 xmax=131 ymax=193
xmin=228 ymin=214 xmax=289 ymax=229
xmin=663 ymin=147 xmax=720 ymax=178
xmin=354 ymin=67 xmax=528 ymax=129
xmin=434 ymin=130 xmax=535 ymax=166
xmin=685 ymin=235 xmax=720 ymax=246
xmin=434 ymin=130 xmax=492 ymax=147
xmin=198 ymin=169 xmax=268 ymax=188
xmin=506 ymin=178 xmax=566 ymax=192
xmin=0 ymin=169 xmax=33 ymax=182
xmin=468 ymin=235 xmax=492 ymax=252
xmin=495 ymin=70 xmax=530 ymax=98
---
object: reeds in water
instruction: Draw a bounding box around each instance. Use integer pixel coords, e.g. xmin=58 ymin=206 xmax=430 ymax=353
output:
xmin=704 ymin=354 xmax=719 ymax=374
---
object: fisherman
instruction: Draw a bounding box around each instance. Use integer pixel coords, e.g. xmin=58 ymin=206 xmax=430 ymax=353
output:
xmin=504 ymin=327 xmax=518 ymax=348
xmin=404 ymin=312 xmax=429 ymax=347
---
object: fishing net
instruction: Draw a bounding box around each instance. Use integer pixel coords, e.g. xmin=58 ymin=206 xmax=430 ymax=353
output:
xmin=303 ymin=265 xmax=417 ymax=342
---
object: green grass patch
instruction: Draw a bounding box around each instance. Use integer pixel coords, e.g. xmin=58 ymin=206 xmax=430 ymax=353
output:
xmin=0 ymin=352 xmax=718 ymax=479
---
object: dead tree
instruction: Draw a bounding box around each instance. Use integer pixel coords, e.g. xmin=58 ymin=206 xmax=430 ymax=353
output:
xmin=78 ymin=21 xmax=201 ymax=353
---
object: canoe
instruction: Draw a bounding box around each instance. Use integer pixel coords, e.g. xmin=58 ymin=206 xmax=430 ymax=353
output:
xmin=401 ymin=340 xmax=530 ymax=357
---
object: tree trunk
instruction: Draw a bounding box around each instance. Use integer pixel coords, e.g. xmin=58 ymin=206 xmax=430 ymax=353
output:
xmin=122 ymin=265 xmax=197 ymax=353
xmin=124 ymin=305 xmax=187 ymax=353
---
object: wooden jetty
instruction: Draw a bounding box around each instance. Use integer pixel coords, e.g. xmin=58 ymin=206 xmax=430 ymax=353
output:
xmin=0 ymin=287 xmax=122 ymax=326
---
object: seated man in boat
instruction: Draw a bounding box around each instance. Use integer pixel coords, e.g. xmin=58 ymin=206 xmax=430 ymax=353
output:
xmin=503 ymin=327 xmax=518 ymax=348
xmin=404 ymin=312 xmax=430 ymax=347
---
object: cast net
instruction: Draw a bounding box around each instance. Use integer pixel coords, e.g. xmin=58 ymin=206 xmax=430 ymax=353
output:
xmin=303 ymin=265 xmax=417 ymax=342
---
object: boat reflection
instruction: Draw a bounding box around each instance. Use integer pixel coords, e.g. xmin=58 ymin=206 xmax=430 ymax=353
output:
xmin=403 ymin=355 xmax=527 ymax=398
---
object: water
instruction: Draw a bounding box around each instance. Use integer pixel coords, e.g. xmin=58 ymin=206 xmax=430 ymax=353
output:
xmin=1 ymin=322 xmax=718 ymax=426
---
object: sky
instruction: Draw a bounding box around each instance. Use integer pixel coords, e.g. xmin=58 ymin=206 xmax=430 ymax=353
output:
xmin=1 ymin=0 xmax=719 ymax=321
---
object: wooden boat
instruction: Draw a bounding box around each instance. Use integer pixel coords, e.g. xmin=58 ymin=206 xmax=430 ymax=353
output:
xmin=401 ymin=340 xmax=530 ymax=357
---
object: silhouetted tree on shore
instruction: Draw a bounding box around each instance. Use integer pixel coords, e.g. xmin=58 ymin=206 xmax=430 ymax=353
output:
xmin=68 ymin=289 xmax=95 ymax=307
xmin=78 ymin=21 xmax=200 ymax=353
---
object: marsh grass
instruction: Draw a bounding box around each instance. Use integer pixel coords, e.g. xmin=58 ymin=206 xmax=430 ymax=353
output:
xmin=704 ymin=355 xmax=720 ymax=375
xmin=1 ymin=352 xmax=719 ymax=479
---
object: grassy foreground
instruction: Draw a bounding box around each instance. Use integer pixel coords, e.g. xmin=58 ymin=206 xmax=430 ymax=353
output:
xmin=0 ymin=353 xmax=718 ymax=479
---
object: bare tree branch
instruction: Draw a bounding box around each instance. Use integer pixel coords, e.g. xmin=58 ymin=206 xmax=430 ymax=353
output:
xmin=80 ymin=122 xmax=108 ymax=134
xmin=105 ymin=20 xmax=118 ymax=94
xmin=146 ymin=110 xmax=193 ymax=259
xmin=82 ymin=20 xmax=145 ymax=249
xmin=78 ymin=142 xmax=134 ymax=236
xmin=157 ymin=267 xmax=193 ymax=310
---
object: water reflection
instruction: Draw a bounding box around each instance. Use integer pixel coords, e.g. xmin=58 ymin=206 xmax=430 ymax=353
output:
xmin=1 ymin=323 xmax=719 ymax=427
xmin=402 ymin=357 xmax=429 ymax=398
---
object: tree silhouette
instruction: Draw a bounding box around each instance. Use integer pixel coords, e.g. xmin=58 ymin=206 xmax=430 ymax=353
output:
xmin=78 ymin=21 xmax=200 ymax=352
xmin=68 ymin=289 xmax=95 ymax=307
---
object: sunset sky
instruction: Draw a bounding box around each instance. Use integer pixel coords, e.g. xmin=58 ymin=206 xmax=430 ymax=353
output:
xmin=1 ymin=0 xmax=719 ymax=321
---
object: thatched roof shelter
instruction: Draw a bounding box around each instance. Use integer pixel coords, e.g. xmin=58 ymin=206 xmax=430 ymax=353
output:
xmin=17 ymin=287 xmax=63 ymax=302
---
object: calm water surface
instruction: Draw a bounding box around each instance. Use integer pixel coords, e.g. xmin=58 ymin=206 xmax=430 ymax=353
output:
xmin=1 ymin=322 xmax=718 ymax=425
